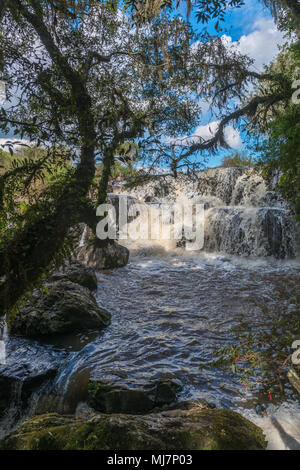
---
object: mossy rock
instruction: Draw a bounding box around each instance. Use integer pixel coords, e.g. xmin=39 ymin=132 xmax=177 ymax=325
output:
xmin=0 ymin=408 xmax=267 ymax=450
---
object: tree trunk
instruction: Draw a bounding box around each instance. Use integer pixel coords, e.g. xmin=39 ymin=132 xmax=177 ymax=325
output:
xmin=0 ymin=2 xmax=98 ymax=314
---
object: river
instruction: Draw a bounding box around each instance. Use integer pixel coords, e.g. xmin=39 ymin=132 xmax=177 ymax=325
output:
xmin=1 ymin=167 xmax=300 ymax=449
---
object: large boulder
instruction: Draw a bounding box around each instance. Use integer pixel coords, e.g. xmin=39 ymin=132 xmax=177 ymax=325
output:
xmin=9 ymin=280 xmax=111 ymax=337
xmin=76 ymin=243 xmax=129 ymax=270
xmin=88 ymin=379 xmax=182 ymax=414
xmin=0 ymin=408 xmax=267 ymax=450
xmin=50 ymin=261 xmax=98 ymax=291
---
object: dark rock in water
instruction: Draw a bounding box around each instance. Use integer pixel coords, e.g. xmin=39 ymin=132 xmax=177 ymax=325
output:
xmin=152 ymin=379 xmax=182 ymax=406
xmin=0 ymin=335 xmax=70 ymax=433
xmin=50 ymin=261 xmax=98 ymax=292
xmin=88 ymin=379 xmax=182 ymax=414
xmin=76 ymin=243 xmax=129 ymax=270
xmin=9 ymin=280 xmax=111 ymax=337
xmin=0 ymin=364 xmax=58 ymax=420
xmin=0 ymin=409 xmax=267 ymax=450
xmin=88 ymin=382 xmax=154 ymax=414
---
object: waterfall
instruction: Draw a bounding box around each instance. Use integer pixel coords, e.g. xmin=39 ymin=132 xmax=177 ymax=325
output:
xmin=205 ymin=206 xmax=295 ymax=258
xmin=117 ymin=167 xmax=297 ymax=259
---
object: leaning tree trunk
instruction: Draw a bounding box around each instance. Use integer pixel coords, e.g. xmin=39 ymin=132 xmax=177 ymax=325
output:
xmin=0 ymin=2 xmax=98 ymax=314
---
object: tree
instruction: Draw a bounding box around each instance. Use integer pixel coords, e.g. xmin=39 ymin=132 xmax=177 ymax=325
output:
xmin=221 ymin=150 xmax=254 ymax=167
xmin=251 ymin=42 xmax=300 ymax=219
xmin=0 ymin=0 xmax=298 ymax=315
xmin=0 ymin=1 xmax=242 ymax=313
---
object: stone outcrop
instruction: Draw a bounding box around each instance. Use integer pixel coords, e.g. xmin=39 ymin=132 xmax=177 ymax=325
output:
xmin=76 ymin=242 xmax=129 ymax=270
xmin=50 ymin=261 xmax=98 ymax=291
xmin=9 ymin=280 xmax=110 ymax=337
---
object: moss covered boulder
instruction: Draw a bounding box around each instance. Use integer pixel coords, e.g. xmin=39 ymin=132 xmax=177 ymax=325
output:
xmin=0 ymin=408 xmax=267 ymax=450
xmin=9 ymin=280 xmax=111 ymax=337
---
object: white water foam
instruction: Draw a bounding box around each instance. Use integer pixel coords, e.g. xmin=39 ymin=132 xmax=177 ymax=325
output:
xmin=240 ymin=402 xmax=300 ymax=450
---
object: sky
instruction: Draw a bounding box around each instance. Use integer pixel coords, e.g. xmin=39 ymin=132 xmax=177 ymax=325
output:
xmin=0 ymin=0 xmax=287 ymax=168
xmin=183 ymin=0 xmax=287 ymax=167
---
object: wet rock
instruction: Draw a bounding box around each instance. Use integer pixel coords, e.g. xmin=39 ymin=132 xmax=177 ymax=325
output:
xmin=0 ymin=366 xmax=58 ymax=420
xmin=88 ymin=382 xmax=154 ymax=414
xmin=76 ymin=242 xmax=129 ymax=270
xmin=153 ymin=379 xmax=182 ymax=406
xmin=0 ymin=409 xmax=267 ymax=450
xmin=87 ymin=379 xmax=182 ymax=414
xmin=50 ymin=261 xmax=98 ymax=292
xmin=9 ymin=280 xmax=111 ymax=337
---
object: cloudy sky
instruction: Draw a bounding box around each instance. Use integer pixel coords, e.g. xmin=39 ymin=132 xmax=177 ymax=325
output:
xmin=1 ymin=0 xmax=287 ymax=167
xmin=179 ymin=0 xmax=287 ymax=167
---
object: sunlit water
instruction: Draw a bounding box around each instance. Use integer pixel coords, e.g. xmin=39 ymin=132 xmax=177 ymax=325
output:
xmin=1 ymin=250 xmax=300 ymax=449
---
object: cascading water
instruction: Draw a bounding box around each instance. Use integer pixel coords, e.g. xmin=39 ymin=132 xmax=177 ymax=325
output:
xmin=119 ymin=167 xmax=297 ymax=259
xmin=1 ymin=167 xmax=299 ymax=450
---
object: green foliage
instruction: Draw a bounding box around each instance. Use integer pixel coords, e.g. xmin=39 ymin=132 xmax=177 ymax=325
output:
xmin=253 ymin=41 xmax=300 ymax=219
xmin=208 ymin=293 xmax=300 ymax=402
xmin=195 ymin=1 xmax=244 ymax=28
xmin=221 ymin=151 xmax=255 ymax=168
xmin=0 ymin=149 xmax=15 ymax=174
xmin=93 ymin=160 xmax=140 ymax=186
xmin=258 ymin=107 xmax=300 ymax=219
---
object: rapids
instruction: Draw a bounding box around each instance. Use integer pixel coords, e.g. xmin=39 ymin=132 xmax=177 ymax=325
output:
xmin=1 ymin=252 xmax=300 ymax=449
xmin=0 ymin=167 xmax=299 ymax=450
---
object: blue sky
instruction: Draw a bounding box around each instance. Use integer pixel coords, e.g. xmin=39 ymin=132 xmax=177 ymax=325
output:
xmin=178 ymin=0 xmax=287 ymax=167
xmin=202 ymin=0 xmax=268 ymax=40
xmin=1 ymin=1 xmax=286 ymax=168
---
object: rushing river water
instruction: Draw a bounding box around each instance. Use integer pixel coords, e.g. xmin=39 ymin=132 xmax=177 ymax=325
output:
xmin=1 ymin=250 xmax=300 ymax=449
xmin=76 ymin=251 xmax=300 ymax=448
xmin=1 ymin=166 xmax=300 ymax=449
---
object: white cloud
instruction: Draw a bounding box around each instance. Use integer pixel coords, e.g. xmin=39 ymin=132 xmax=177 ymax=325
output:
xmin=222 ymin=18 xmax=286 ymax=71
xmin=177 ymin=17 xmax=285 ymax=152
xmin=168 ymin=120 xmax=243 ymax=149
